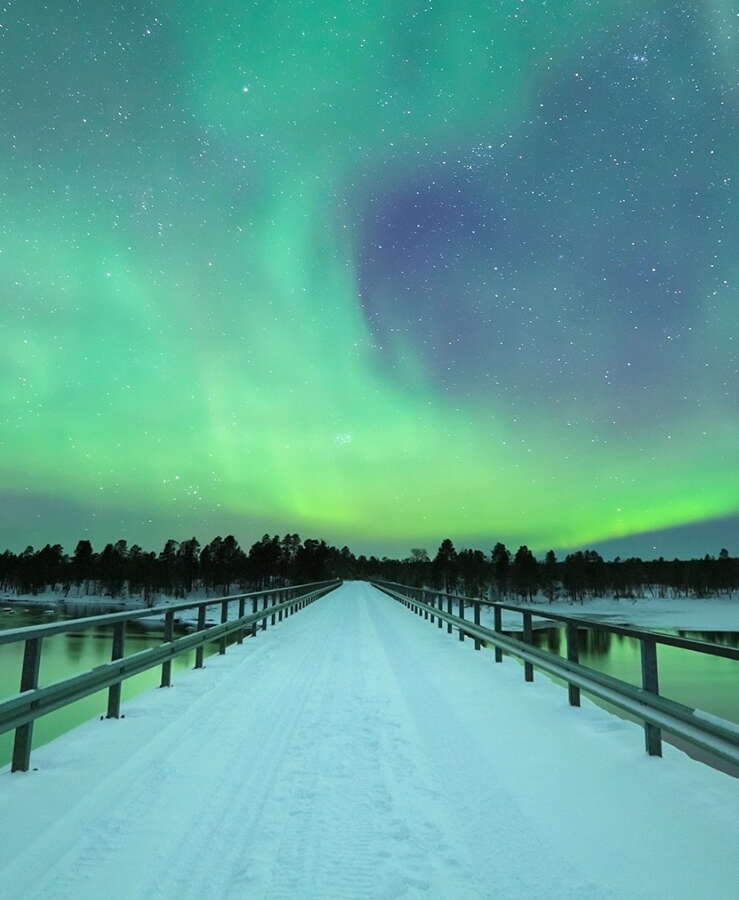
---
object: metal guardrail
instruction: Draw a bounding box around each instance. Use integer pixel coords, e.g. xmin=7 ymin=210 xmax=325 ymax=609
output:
xmin=1 ymin=579 xmax=341 ymax=772
xmin=370 ymin=579 xmax=739 ymax=772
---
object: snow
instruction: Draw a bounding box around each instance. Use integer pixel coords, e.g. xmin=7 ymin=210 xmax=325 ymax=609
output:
xmin=502 ymin=593 xmax=739 ymax=632
xmin=1 ymin=581 xmax=737 ymax=899
xmin=0 ymin=590 xmax=251 ymax=629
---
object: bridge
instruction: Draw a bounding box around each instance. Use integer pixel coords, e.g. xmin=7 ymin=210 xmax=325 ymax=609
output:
xmin=1 ymin=581 xmax=738 ymax=898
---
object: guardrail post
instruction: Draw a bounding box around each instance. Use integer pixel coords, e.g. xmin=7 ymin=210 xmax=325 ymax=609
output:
xmin=251 ymin=597 xmax=258 ymax=636
xmin=493 ymin=606 xmax=503 ymax=662
xmin=522 ymin=612 xmax=534 ymax=681
xmin=473 ymin=602 xmax=481 ymax=650
xmin=195 ymin=604 xmax=206 ymax=668
xmin=219 ymin=599 xmax=229 ymax=654
xmin=437 ymin=594 xmax=443 ymax=629
xmin=446 ymin=595 xmax=452 ymax=633
xmin=423 ymin=590 xmax=428 ymax=620
xmin=271 ymin=594 xmax=277 ymax=626
xmin=238 ymin=597 xmax=246 ymax=643
xmin=640 ymin=638 xmax=662 ymax=756
xmin=279 ymin=590 xmax=284 ymax=621
xmin=428 ymin=591 xmax=434 ymax=624
xmin=458 ymin=597 xmax=465 ymax=641
xmin=106 ymin=621 xmax=126 ymax=718
xmin=566 ymin=623 xmax=580 ymax=706
xmin=160 ymin=610 xmax=175 ymax=687
xmin=11 ymin=636 xmax=43 ymax=772
xmin=262 ymin=596 xmax=269 ymax=630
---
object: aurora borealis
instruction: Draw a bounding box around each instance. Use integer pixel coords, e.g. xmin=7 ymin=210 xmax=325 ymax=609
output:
xmin=0 ymin=2 xmax=737 ymax=558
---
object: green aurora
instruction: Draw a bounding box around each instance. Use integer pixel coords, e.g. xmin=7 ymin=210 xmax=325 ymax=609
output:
xmin=0 ymin=2 xmax=737 ymax=556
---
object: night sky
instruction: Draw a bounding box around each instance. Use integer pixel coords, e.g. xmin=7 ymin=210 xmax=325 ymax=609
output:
xmin=1 ymin=2 xmax=737 ymax=559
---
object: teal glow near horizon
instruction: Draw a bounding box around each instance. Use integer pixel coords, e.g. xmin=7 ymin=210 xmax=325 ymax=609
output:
xmin=0 ymin=2 xmax=737 ymax=558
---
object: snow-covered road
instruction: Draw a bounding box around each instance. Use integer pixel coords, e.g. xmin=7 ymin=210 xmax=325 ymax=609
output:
xmin=1 ymin=581 xmax=737 ymax=899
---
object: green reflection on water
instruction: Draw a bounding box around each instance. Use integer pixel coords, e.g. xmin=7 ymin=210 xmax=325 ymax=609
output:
xmin=524 ymin=626 xmax=739 ymax=725
xmin=0 ymin=605 xmax=224 ymax=768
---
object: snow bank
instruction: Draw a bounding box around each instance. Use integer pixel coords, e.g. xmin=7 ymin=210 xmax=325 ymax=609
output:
xmin=1 ymin=582 xmax=737 ymax=899
xmin=506 ymin=593 xmax=739 ymax=632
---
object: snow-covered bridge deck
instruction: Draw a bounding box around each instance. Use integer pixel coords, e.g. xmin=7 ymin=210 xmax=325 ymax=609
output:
xmin=2 ymin=581 xmax=737 ymax=899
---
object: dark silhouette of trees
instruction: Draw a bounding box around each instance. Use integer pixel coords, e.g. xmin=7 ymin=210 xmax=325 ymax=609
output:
xmin=542 ymin=550 xmax=557 ymax=603
xmin=512 ymin=545 xmax=538 ymax=601
xmin=0 ymin=535 xmax=737 ymax=606
xmin=491 ymin=542 xmax=511 ymax=598
xmin=457 ymin=548 xmax=487 ymax=597
xmin=72 ymin=540 xmax=94 ymax=594
xmin=432 ymin=539 xmax=458 ymax=593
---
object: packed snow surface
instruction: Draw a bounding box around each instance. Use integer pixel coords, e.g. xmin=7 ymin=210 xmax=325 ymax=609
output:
xmin=1 ymin=582 xmax=737 ymax=899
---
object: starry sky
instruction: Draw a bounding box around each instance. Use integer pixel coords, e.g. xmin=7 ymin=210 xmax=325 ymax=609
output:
xmin=0 ymin=1 xmax=737 ymax=559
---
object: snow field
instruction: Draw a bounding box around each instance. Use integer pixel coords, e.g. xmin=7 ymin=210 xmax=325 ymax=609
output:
xmin=0 ymin=581 xmax=737 ymax=899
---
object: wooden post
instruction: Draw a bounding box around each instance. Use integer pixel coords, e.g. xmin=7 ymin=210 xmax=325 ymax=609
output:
xmin=262 ymin=596 xmax=268 ymax=630
xmin=238 ymin=597 xmax=246 ymax=643
xmin=160 ymin=609 xmax=174 ymax=687
xmin=640 ymin=637 xmax=662 ymax=756
xmin=437 ymin=594 xmax=443 ymax=629
xmin=494 ymin=606 xmax=502 ymax=662
xmin=423 ymin=590 xmax=428 ymax=620
xmin=195 ymin=604 xmax=207 ymax=668
xmin=522 ymin=611 xmax=534 ymax=681
xmin=428 ymin=591 xmax=434 ymax=624
xmin=279 ymin=589 xmax=284 ymax=621
xmin=11 ymin=636 xmax=43 ymax=772
xmin=447 ymin=595 xmax=453 ymax=634
xmin=251 ymin=597 xmax=258 ymax=636
xmin=566 ymin=623 xmax=580 ymax=706
xmin=473 ymin=602 xmax=481 ymax=650
xmin=106 ymin=621 xmax=126 ymax=718
xmin=271 ymin=594 xmax=277 ymax=626
xmin=458 ymin=596 xmax=465 ymax=641
xmin=219 ymin=599 xmax=229 ymax=655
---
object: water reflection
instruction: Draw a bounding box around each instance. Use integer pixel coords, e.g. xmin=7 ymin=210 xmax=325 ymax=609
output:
xmin=506 ymin=624 xmax=739 ymax=728
xmin=677 ymin=630 xmax=739 ymax=648
xmin=0 ymin=605 xmax=210 ymax=768
xmin=544 ymin=628 xmax=561 ymax=654
xmin=65 ymin=634 xmax=84 ymax=663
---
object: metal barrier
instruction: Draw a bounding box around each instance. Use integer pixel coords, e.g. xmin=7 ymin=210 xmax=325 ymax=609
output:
xmin=370 ymin=579 xmax=739 ymax=772
xmin=1 ymin=579 xmax=341 ymax=772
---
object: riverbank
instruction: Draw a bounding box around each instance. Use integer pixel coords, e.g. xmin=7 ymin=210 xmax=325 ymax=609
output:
xmin=510 ymin=593 xmax=738 ymax=632
xmin=0 ymin=589 xmax=241 ymax=630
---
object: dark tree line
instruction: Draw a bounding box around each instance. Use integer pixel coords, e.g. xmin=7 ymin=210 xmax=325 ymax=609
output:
xmin=1 ymin=535 xmax=737 ymax=604
xmin=0 ymin=535 xmax=355 ymax=603
xmin=404 ymin=541 xmax=738 ymax=603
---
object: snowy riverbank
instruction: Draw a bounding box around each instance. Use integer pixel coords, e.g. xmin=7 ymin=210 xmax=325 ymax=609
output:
xmin=508 ymin=593 xmax=738 ymax=632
